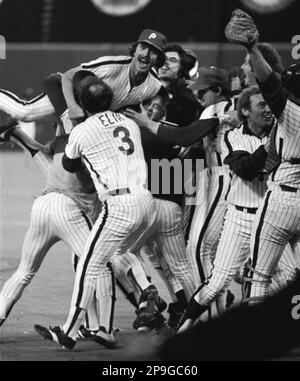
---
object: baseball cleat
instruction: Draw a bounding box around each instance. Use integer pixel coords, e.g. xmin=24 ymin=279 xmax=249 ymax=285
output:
xmin=34 ymin=324 xmax=76 ymax=350
xmin=93 ymin=326 xmax=118 ymax=349
xmin=77 ymin=325 xmax=98 ymax=340
xmin=167 ymin=302 xmax=184 ymax=329
xmin=156 ymin=296 xmax=167 ymax=313
xmin=134 ymin=311 xmax=166 ymax=332
xmin=226 ymin=290 xmax=235 ymax=309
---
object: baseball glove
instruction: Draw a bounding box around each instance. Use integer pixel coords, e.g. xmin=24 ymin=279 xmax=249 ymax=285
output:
xmin=225 ymin=9 xmax=259 ymax=49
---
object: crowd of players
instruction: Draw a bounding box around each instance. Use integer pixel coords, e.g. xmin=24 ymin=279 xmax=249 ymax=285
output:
xmin=0 ymin=20 xmax=299 ymax=353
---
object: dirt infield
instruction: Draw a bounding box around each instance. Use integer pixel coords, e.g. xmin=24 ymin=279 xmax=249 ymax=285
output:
xmin=1 ymin=151 xmax=300 ymax=362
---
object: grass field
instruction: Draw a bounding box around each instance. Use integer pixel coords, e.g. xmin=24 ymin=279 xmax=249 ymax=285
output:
xmin=1 ymin=151 xmax=300 ymax=362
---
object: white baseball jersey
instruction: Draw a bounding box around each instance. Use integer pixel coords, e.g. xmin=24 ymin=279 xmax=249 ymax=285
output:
xmin=200 ymin=99 xmax=235 ymax=168
xmin=269 ymin=99 xmax=300 ymax=188
xmin=222 ymin=124 xmax=268 ymax=208
xmin=65 ymin=111 xmax=148 ymax=201
xmin=81 ymin=55 xmax=161 ymax=111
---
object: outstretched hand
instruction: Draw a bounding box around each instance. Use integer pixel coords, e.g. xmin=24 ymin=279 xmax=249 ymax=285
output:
xmin=124 ymin=104 xmax=150 ymax=127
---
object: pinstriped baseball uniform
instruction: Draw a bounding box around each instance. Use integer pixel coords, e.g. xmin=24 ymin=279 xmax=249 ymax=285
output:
xmin=81 ymin=56 xmax=161 ymax=111
xmin=62 ymin=110 xmax=157 ymax=339
xmin=187 ymin=99 xmax=234 ymax=286
xmin=0 ymin=135 xmax=101 ymax=323
xmin=247 ymin=72 xmax=300 ymax=301
xmin=0 ymin=56 xmax=161 ymax=126
xmin=192 ymin=123 xmax=297 ymax=308
xmin=0 ymin=90 xmax=54 ymax=121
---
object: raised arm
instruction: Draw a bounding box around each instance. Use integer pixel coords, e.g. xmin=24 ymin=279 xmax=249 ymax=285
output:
xmin=62 ymin=66 xmax=85 ymax=121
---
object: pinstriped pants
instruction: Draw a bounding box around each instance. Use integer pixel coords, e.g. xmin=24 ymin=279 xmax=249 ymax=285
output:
xmin=0 ymin=192 xmax=93 ymax=319
xmin=0 ymin=90 xmax=54 ymax=121
xmin=64 ymin=193 xmax=157 ymax=334
xmin=186 ymin=167 xmax=230 ymax=287
xmin=249 ymin=189 xmax=300 ymax=301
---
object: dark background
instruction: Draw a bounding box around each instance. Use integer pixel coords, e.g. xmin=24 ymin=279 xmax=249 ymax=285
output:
xmin=0 ymin=0 xmax=299 ymax=43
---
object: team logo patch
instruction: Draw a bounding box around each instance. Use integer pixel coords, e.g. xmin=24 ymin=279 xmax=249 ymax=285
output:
xmin=91 ymin=0 xmax=151 ymax=16
xmin=148 ymin=33 xmax=157 ymax=39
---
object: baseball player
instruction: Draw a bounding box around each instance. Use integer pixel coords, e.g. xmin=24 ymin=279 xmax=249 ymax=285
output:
xmin=0 ymin=29 xmax=166 ymax=132
xmin=126 ymin=89 xmax=196 ymax=329
xmin=34 ymin=78 xmax=159 ymax=350
xmin=0 ymin=120 xmax=159 ymax=342
xmin=231 ymin=30 xmax=300 ymax=302
xmin=177 ymin=85 xmax=298 ymax=332
xmin=0 ymin=125 xmax=102 ymax=331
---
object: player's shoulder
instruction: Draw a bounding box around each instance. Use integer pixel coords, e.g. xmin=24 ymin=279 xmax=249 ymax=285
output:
xmin=149 ymin=67 xmax=160 ymax=81
xmin=224 ymin=124 xmax=243 ymax=141
xmin=81 ymin=55 xmax=132 ymax=70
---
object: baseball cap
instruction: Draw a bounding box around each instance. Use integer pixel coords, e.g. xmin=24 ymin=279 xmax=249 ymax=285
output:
xmin=137 ymin=29 xmax=167 ymax=54
xmin=190 ymin=66 xmax=229 ymax=91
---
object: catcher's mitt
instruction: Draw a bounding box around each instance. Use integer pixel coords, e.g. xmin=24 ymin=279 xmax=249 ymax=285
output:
xmin=225 ymin=9 xmax=259 ymax=50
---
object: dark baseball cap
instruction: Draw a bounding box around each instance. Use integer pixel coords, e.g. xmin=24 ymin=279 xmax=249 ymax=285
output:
xmin=137 ymin=29 xmax=167 ymax=54
xmin=191 ymin=66 xmax=229 ymax=91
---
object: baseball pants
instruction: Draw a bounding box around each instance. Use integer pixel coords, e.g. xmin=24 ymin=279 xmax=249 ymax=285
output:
xmin=187 ymin=167 xmax=230 ymax=286
xmin=62 ymin=192 xmax=157 ymax=339
xmin=0 ymin=192 xmax=94 ymax=320
xmin=247 ymin=186 xmax=300 ymax=302
xmin=0 ymin=90 xmax=54 ymax=121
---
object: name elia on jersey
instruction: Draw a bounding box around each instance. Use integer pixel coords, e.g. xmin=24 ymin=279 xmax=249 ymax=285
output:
xmin=88 ymin=112 xmax=205 ymax=204
xmin=98 ymin=112 xmax=124 ymax=127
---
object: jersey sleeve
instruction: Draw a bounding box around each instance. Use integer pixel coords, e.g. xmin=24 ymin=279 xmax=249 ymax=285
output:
xmin=65 ymin=126 xmax=82 ymax=159
xmin=223 ymin=129 xmax=267 ymax=180
xmin=157 ymin=118 xmax=219 ymax=147
xmin=277 ymin=99 xmax=300 ymax=136
xmin=222 ymin=129 xmax=246 ymax=156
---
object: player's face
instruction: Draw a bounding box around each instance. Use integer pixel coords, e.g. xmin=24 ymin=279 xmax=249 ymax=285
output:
xmin=248 ymin=93 xmax=273 ymax=129
xmin=241 ymin=54 xmax=256 ymax=87
xmin=197 ymin=88 xmax=217 ymax=108
xmin=132 ymin=43 xmax=159 ymax=73
xmin=143 ymin=95 xmax=165 ymax=121
xmin=158 ymin=51 xmax=181 ymax=81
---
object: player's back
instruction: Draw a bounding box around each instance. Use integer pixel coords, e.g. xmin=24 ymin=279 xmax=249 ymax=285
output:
xmin=70 ymin=111 xmax=148 ymax=200
xmin=44 ymin=135 xmax=99 ymax=216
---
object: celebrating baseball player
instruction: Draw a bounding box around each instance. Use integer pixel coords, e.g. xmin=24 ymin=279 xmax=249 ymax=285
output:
xmin=177 ymin=85 xmax=298 ymax=332
xmin=223 ymin=9 xmax=300 ymax=302
xmin=0 ymin=29 xmax=167 ymax=132
xmin=34 ymin=77 xmax=160 ymax=350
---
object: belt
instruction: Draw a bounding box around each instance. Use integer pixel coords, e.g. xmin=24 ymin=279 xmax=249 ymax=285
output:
xmin=235 ymin=205 xmax=258 ymax=214
xmin=107 ymin=187 xmax=131 ymax=196
xmin=279 ymin=184 xmax=297 ymax=193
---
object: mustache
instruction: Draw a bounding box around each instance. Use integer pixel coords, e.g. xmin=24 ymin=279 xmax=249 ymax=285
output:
xmin=138 ymin=55 xmax=150 ymax=62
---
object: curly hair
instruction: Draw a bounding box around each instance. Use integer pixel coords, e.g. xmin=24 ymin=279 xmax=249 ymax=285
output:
xmin=164 ymin=44 xmax=196 ymax=80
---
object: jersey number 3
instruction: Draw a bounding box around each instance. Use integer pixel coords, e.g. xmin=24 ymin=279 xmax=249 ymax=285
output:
xmin=113 ymin=126 xmax=135 ymax=155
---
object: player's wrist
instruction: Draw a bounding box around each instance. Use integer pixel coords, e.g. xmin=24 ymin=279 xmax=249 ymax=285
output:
xmin=147 ymin=120 xmax=159 ymax=135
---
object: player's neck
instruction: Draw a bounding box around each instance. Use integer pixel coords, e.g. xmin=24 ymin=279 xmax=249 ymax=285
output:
xmin=129 ymin=66 xmax=147 ymax=88
xmin=248 ymin=121 xmax=267 ymax=138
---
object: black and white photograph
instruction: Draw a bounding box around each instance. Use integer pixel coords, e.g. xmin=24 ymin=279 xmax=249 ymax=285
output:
xmin=0 ymin=0 xmax=300 ymax=367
